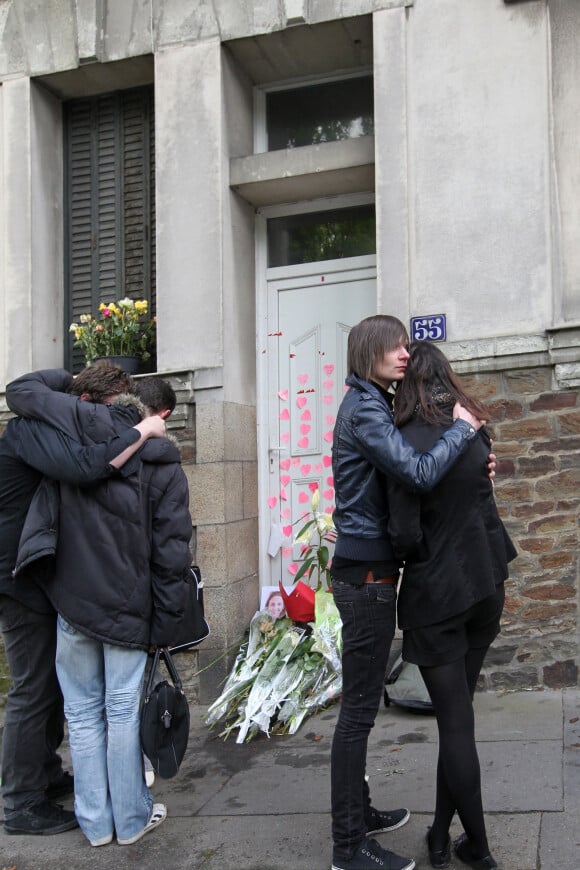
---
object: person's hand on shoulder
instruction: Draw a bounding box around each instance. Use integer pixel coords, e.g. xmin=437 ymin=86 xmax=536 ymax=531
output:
xmin=135 ymin=415 xmax=167 ymax=440
xmin=453 ymin=402 xmax=485 ymax=431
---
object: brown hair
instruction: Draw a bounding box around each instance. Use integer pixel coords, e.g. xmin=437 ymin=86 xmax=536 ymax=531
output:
xmin=135 ymin=377 xmax=176 ymax=415
xmin=393 ymin=340 xmax=486 ymax=427
xmin=68 ymin=362 xmax=136 ymax=403
xmin=347 ymin=315 xmax=409 ymax=381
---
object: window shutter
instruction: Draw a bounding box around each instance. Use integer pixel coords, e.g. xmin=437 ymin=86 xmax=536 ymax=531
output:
xmin=64 ymin=86 xmax=155 ymax=371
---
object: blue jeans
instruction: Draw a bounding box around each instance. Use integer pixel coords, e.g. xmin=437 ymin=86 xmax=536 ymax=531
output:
xmin=56 ymin=616 xmax=152 ymax=843
xmin=331 ymin=580 xmax=397 ymax=860
xmin=0 ymin=596 xmax=64 ymax=813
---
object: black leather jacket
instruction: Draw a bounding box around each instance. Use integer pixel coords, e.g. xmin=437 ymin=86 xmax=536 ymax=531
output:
xmin=332 ymin=374 xmax=477 ymax=559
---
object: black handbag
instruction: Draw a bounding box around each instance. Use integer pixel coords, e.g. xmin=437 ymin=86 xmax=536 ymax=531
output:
xmin=169 ymin=565 xmax=211 ymax=653
xmin=140 ymin=647 xmax=190 ymax=779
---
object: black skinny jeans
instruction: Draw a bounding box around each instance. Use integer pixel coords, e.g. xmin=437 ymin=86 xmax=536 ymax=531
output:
xmin=331 ymin=580 xmax=397 ymax=860
xmin=0 ymin=595 xmax=65 ymax=813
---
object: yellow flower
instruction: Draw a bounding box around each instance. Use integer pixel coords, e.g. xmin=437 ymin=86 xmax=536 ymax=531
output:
xmin=135 ymin=299 xmax=148 ymax=314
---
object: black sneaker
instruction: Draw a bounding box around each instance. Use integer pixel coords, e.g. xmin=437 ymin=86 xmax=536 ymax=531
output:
xmin=332 ymin=837 xmax=416 ymax=870
xmin=46 ymin=771 xmax=74 ymax=801
xmin=366 ymin=807 xmax=410 ymax=835
xmin=4 ymin=800 xmax=79 ymax=835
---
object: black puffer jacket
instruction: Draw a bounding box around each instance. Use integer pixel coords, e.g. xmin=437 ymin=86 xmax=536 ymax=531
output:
xmin=8 ymin=370 xmax=192 ymax=649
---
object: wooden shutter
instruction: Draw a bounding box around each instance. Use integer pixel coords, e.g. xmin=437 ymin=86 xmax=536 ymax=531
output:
xmin=64 ymin=86 xmax=155 ymax=370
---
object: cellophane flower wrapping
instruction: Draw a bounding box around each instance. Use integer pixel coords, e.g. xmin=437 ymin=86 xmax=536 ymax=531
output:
xmin=206 ymin=589 xmax=342 ymax=743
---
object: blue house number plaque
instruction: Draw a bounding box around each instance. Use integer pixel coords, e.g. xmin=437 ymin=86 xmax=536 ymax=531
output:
xmin=410 ymin=314 xmax=446 ymax=343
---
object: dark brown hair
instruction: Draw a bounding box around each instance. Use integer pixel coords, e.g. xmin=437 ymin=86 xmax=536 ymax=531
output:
xmin=68 ymin=362 xmax=135 ymax=403
xmin=393 ymin=340 xmax=486 ymax=427
xmin=347 ymin=315 xmax=409 ymax=381
xmin=136 ymin=377 xmax=176 ymax=415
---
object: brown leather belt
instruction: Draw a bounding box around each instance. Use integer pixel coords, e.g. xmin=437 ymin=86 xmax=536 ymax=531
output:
xmin=363 ymin=571 xmax=397 ymax=585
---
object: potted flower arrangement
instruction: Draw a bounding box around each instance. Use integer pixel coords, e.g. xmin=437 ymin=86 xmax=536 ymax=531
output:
xmin=69 ymin=297 xmax=155 ymax=371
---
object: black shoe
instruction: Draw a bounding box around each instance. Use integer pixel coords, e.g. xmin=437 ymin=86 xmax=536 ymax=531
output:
xmin=365 ymin=807 xmax=410 ymax=835
xmin=426 ymin=828 xmax=451 ymax=868
xmin=46 ymin=771 xmax=74 ymax=801
xmin=332 ymin=837 xmax=416 ymax=870
xmin=4 ymin=800 xmax=79 ymax=835
xmin=453 ymin=833 xmax=498 ymax=869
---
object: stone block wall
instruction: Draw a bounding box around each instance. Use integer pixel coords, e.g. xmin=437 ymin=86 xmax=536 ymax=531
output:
xmin=462 ymin=366 xmax=580 ymax=690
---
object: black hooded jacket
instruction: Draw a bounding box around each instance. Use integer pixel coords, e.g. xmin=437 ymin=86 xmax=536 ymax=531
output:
xmin=7 ymin=370 xmax=192 ymax=648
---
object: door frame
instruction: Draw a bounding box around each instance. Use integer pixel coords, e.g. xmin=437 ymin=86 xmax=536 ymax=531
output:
xmin=255 ymin=192 xmax=376 ymax=588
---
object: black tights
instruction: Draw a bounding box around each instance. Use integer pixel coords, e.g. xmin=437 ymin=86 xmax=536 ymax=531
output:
xmin=420 ymin=647 xmax=489 ymax=859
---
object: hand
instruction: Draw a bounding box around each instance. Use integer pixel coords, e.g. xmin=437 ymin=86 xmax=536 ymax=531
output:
xmin=487 ymin=452 xmax=496 ymax=480
xmin=453 ymin=402 xmax=485 ymax=431
xmin=135 ymin=414 xmax=166 ymax=440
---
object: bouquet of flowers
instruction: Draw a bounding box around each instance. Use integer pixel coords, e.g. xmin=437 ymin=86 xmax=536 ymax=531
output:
xmin=206 ymin=589 xmax=342 ymax=742
xmin=206 ymin=493 xmax=342 ymax=742
xmin=69 ymin=297 xmax=155 ymax=364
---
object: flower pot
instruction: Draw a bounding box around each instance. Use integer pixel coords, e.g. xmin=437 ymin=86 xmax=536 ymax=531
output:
xmin=93 ymin=355 xmax=141 ymax=374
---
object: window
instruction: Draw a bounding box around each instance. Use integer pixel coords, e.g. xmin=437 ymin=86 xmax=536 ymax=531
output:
xmin=64 ymin=86 xmax=155 ymax=370
xmin=267 ymin=204 xmax=376 ymax=267
xmin=264 ymin=74 xmax=373 ymax=151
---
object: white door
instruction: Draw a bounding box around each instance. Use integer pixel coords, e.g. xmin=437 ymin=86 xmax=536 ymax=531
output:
xmin=260 ymin=255 xmax=376 ymax=587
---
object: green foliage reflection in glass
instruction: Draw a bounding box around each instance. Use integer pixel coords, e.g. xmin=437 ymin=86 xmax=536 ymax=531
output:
xmin=266 ymin=76 xmax=374 ymax=151
xmin=267 ymin=205 xmax=376 ymax=267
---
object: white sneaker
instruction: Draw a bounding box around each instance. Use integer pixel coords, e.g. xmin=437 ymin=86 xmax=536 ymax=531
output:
xmin=143 ymin=753 xmax=155 ymax=788
xmin=89 ymin=833 xmax=113 ymax=847
xmin=117 ymin=803 xmax=167 ymax=846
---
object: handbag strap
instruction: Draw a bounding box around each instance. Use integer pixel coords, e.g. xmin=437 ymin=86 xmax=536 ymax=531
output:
xmin=160 ymin=647 xmax=184 ymax=692
xmin=144 ymin=647 xmax=162 ymax=699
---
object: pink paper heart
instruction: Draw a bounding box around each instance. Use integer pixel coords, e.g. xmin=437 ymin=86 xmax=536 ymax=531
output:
xmin=278 ymin=389 xmax=289 ymax=401
xmin=291 ymin=457 xmax=300 ymax=466
xmin=326 ymin=415 xmax=335 ymax=425
xmin=297 ymin=437 xmax=309 ymax=448
xmin=308 ymin=482 xmax=319 ymax=493
xmin=314 ymin=463 xmax=323 ymax=473
xmin=280 ymin=474 xmax=291 ymax=487
xmin=323 ymin=364 xmax=335 ymax=376
xmin=300 ymin=464 xmax=311 ymax=476
xmin=280 ymin=458 xmax=291 ymax=471
xmin=323 ymin=455 xmax=332 ymax=467
xmin=282 ymin=525 xmax=293 ymax=537
xmin=323 ymin=380 xmax=334 ymax=391
xmin=327 ymin=476 xmax=334 ymax=487
xmin=281 ymin=547 xmax=292 ymax=558
xmin=323 ymin=430 xmax=333 ymax=443
xmin=322 ymin=395 xmax=333 ymax=405
xmin=267 ymin=496 xmax=277 ymax=508
xmin=287 ymin=563 xmax=298 ymax=576
xmin=279 ymin=408 xmax=290 ymax=420
xmin=298 ymin=492 xmax=309 ymax=504
xmin=280 ymin=488 xmax=287 ymax=501
xmin=280 ymin=432 xmax=290 ymax=444
xmin=296 ymin=396 xmax=308 ymax=409
xmin=300 ymin=409 xmax=311 ymax=421
xmin=297 ymin=373 xmax=308 ymax=385
xmin=300 ymin=423 xmax=311 ymax=435
xmin=323 ymin=489 xmax=334 ymax=501
xmin=281 ymin=508 xmax=291 ymax=519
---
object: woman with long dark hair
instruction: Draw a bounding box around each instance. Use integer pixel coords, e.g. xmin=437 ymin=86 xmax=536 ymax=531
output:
xmin=388 ymin=341 xmax=517 ymax=870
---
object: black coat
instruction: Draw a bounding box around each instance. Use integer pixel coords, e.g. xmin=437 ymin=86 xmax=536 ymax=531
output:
xmin=387 ymin=419 xmax=517 ymax=630
xmin=0 ymin=395 xmax=139 ymax=612
xmin=8 ymin=370 xmax=192 ymax=649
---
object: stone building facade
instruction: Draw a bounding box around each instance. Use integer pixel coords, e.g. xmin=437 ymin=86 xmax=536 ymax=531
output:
xmin=1 ymin=0 xmax=579 ymax=700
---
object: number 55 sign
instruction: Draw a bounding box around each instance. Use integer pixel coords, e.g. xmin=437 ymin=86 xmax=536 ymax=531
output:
xmin=410 ymin=314 xmax=446 ymax=342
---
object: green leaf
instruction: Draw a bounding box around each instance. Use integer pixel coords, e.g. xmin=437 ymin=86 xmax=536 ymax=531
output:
xmin=294 ymin=557 xmax=314 ymax=582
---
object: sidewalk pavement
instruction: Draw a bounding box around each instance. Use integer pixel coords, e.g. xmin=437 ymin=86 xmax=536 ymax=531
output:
xmin=1 ymin=687 xmax=579 ymax=870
